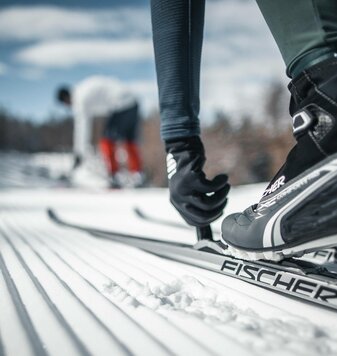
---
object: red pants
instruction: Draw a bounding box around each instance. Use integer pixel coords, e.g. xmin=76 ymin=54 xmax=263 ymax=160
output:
xmin=99 ymin=138 xmax=142 ymax=174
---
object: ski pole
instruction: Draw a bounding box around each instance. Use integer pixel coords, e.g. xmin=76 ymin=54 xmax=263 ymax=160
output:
xmin=196 ymin=225 xmax=213 ymax=241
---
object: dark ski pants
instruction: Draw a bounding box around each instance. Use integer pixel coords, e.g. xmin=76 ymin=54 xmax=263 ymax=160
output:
xmin=257 ymin=0 xmax=337 ymax=77
xmin=100 ymin=103 xmax=142 ymax=174
xmin=151 ymin=0 xmax=337 ymax=141
xmin=103 ymin=103 xmax=140 ymax=142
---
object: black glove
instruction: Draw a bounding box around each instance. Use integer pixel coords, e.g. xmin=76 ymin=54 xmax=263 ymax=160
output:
xmin=72 ymin=154 xmax=82 ymax=170
xmin=165 ymin=136 xmax=230 ymax=227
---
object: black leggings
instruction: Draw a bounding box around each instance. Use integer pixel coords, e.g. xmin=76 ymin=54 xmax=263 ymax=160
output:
xmin=151 ymin=0 xmax=337 ymax=141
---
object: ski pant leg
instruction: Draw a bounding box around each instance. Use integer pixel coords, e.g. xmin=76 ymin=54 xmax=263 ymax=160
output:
xmin=99 ymin=138 xmax=118 ymax=174
xmin=256 ymin=0 xmax=337 ymax=78
xmin=100 ymin=113 xmax=119 ymax=174
xmin=124 ymin=142 xmax=142 ymax=172
xmin=121 ymin=103 xmax=142 ymax=172
xmin=151 ymin=0 xmax=205 ymax=140
xmin=122 ymin=103 xmax=141 ymax=143
xmin=105 ymin=103 xmax=142 ymax=173
xmin=102 ymin=112 xmax=119 ymax=141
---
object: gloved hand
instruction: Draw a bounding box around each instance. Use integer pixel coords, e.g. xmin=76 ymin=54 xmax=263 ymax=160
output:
xmin=165 ymin=136 xmax=230 ymax=227
xmin=72 ymin=154 xmax=82 ymax=170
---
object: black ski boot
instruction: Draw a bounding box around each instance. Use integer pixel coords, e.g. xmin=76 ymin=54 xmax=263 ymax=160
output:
xmin=221 ymin=58 xmax=337 ymax=261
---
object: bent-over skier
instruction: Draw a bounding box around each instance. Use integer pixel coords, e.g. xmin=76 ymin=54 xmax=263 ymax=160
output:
xmin=150 ymin=0 xmax=337 ymax=260
xmin=57 ymin=76 xmax=143 ymax=188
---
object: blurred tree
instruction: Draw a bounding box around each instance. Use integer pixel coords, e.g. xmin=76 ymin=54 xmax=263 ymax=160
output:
xmin=265 ymin=81 xmax=290 ymax=133
xmin=0 ymin=106 xmax=296 ymax=187
xmin=0 ymin=109 xmax=73 ymax=152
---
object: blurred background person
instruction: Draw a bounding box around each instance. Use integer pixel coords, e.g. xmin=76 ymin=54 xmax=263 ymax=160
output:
xmin=0 ymin=1 xmax=294 ymax=190
xmin=57 ymin=76 xmax=144 ymax=188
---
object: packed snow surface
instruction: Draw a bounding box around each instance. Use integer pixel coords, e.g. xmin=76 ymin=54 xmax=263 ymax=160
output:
xmin=0 ymin=153 xmax=336 ymax=356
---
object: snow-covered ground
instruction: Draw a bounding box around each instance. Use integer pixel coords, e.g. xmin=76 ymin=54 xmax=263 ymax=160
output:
xmin=0 ymin=153 xmax=336 ymax=356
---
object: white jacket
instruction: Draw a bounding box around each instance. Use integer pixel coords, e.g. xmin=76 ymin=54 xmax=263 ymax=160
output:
xmin=72 ymin=76 xmax=136 ymax=157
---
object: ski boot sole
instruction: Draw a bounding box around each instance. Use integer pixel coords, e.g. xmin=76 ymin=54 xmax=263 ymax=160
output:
xmin=223 ymin=235 xmax=337 ymax=262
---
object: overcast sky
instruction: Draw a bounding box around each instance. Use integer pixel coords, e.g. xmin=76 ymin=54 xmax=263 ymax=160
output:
xmin=0 ymin=0 xmax=288 ymax=123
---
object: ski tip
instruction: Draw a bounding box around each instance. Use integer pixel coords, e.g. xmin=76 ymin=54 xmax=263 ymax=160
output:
xmin=133 ymin=207 xmax=145 ymax=218
xmin=47 ymin=208 xmax=57 ymax=221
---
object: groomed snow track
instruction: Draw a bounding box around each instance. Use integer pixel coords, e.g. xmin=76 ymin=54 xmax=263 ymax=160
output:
xmin=1 ymin=205 xmax=337 ymax=356
xmin=0 ymin=208 xmax=256 ymax=356
xmin=0 ymin=215 xmax=169 ymax=356
xmin=1 ymin=150 xmax=337 ymax=356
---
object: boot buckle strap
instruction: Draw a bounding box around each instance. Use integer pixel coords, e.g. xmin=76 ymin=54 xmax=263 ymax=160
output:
xmin=292 ymin=109 xmax=315 ymax=138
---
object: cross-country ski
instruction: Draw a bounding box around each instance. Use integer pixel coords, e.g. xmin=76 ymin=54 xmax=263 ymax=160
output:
xmin=48 ymin=208 xmax=337 ymax=311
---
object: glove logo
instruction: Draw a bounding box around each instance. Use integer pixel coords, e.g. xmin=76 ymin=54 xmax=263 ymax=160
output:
xmin=166 ymin=153 xmax=177 ymax=179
